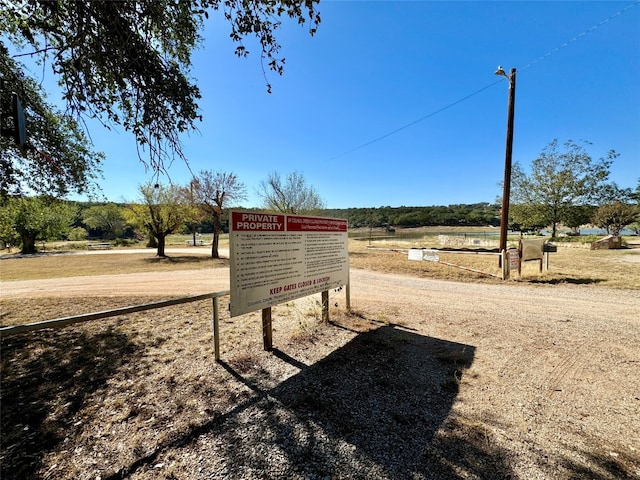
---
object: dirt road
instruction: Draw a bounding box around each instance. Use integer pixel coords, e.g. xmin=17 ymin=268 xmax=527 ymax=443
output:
xmin=2 ymin=262 xmax=639 ymax=478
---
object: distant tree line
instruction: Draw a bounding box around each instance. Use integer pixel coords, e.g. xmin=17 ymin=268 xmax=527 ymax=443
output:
xmin=3 ymin=183 xmax=638 ymax=257
xmin=323 ymin=203 xmax=501 ymax=228
xmin=2 ymin=142 xmax=639 ymax=256
xmin=0 ymin=199 xmax=501 ymax=256
xmin=0 ymin=170 xmax=325 ymax=255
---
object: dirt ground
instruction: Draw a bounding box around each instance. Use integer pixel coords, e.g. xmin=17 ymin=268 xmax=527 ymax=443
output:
xmin=1 ymin=254 xmax=640 ymax=479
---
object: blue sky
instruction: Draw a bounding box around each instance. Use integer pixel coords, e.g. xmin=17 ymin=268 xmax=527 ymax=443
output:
xmin=42 ymin=1 xmax=640 ymax=208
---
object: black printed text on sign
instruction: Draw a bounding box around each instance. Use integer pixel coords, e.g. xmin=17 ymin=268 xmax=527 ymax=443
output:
xmin=229 ymin=211 xmax=349 ymax=317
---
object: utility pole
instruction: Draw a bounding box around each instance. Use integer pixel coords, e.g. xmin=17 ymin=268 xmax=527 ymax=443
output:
xmin=495 ymin=67 xmax=516 ymax=264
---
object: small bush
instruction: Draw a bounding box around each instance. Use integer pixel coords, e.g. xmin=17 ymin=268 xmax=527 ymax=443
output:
xmin=113 ymin=238 xmax=138 ymax=247
xmin=68 ymin=227 xmax=88 ymax=241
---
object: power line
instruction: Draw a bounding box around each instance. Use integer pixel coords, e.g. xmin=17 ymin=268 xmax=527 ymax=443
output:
xmin=521 ymin=0 xmax=640 ymax=73
xmin=329 ymin=80 xmax=502 ymax=160
xmin=330 ymin=1 xmax=640 ymax=160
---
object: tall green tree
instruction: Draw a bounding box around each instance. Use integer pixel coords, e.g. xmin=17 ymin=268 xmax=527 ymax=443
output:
xmin=509 ymin=203 xmax=549 ymax=234
xmin=126 ymin=183 xmax=188 ymax=257
xmin=0 ymin=200 xmax=20 ymax=249
xmin=596 ymin=182 xmax=634 ymax=205
xmin=191 ymin=170 xmax=246 ymax=258
xmin=1 ymin=43 xmax=104 ymax=197
xmin=0 ymin=196 xmax=77 ymax=254
xmin=510 ymin=139 xmax=615 ymax=238
xmin=257 ymin=171 xmax=325 ymax=214
xmin=82 ymin=203 xmax=127 ymax=239
xmin=592 ymin=201 xmax=638 ymax=236
xmin=1 ymin=1 xmax=320 ymax=172
xmin=562 ymin=205 xmax=595 ymax=234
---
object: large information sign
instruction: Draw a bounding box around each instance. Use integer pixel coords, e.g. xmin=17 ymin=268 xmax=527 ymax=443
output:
xmin=229 ymin=210 xmax=349 ymax=317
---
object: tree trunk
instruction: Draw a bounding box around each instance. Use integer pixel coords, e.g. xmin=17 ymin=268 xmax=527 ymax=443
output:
xmin=211 ymin=229 xmax=220 ymax=258
xmin=156 ymin=234 xmax=166 ymax=257
xmin=211 ymin=214 xmax=222 ymax=258
xmin=20 ymin=234 xmax=37 ymax=254
xmin=147 ymin=234 xmax=158 ymax=248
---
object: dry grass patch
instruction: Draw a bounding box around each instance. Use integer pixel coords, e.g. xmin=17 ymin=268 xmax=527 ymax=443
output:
xmin=539 ymin=245 xmax=640 ymax=289
xmin=2 ymin=299 xmax=492 ymax=479
xmin=0 ymin=254 xmax=227 ymax=281
xmin=0 ymin=296 xmax=367 ymax=479
xmin=1 ymin=297 xmax=261 ymax=475
xmin=349 ymin=236 xmax=640 ymax=289
xmin=348 ymin=241 xmax=504 ymax=282
xmin=2 ymin=235 xmax=639 ymax=289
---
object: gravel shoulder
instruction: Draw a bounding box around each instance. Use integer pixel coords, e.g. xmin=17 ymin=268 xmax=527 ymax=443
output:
xmin=1 ymin=263 xmax=639 ymax=479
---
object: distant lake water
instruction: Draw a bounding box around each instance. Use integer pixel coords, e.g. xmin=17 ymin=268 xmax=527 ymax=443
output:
xmin=350 ymin=228 xmax=636 ymax=240
xmin=349 ymin=230 xmax=500 ymax=240
xmin=542 ymin=228 xmax=636 ymax=236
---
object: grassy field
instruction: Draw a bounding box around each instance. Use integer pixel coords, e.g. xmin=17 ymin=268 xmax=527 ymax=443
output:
xmin=0 ymin=253 xmax=226 ymax=281
xmin=348 ymin=233 xmax=640 ymax=289
xmin=2 ymin=230 xmax=638 ymax=289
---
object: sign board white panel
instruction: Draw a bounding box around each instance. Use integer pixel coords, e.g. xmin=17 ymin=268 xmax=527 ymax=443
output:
xmin=408 ymin=248 xmax=439 ymax=262
xmin=408 ymin=249 xmax=424 ymax=261
xmin=229 ymin=210 xmax=349 ymax=317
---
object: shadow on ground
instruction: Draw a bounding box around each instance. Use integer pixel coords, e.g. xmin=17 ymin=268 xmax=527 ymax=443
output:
xmin=144 ymin=255 xmax=227 ymax=265
xmin=4 ymin=319 xmax=630 ymax=479
xmin=261 ymin=326 xmax=510 ymax=479
xmin=107 ymin=324 xmax=516 ymax=479
xmin=527 ymin=277 xmax=605 ymax=285
xmin=0 ymin=328 xmax=140 ymax=479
